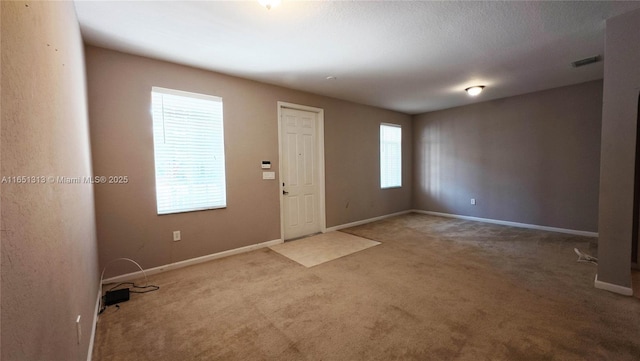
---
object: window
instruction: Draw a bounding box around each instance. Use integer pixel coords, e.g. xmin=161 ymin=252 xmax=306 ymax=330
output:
xmin=380 ymin=123 xmax=402 ymax=188
xmin=151 ymin=87 xmax=226 ymax=214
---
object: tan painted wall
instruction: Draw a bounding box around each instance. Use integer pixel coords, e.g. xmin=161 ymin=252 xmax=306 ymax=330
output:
xmin=597 ymin=8 xmax=640 ymax=288
xmin=85 ymin=46 xmax=412 ymax=278
xmin=413 ymin=81 xmax=603 ymax=232
xmin=1 ymin=1 xmax=99 ymax=360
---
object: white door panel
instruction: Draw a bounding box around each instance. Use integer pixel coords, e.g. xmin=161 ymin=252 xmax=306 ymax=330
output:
xmin=281 ymin=108 xmax=321 ymax=240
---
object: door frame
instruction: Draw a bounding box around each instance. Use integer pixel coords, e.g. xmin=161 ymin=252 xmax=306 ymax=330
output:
xmin=633 ymin=91 xmax=640 ymax=268
xmin=277 ymin=101 xmax=326 ymax=241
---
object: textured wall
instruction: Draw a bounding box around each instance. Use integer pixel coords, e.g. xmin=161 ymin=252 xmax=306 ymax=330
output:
xmin=1 ymin=1 xmax=99 ymax=360
xmin=85 ymin=46 xmax=412 ymax=278
xmin=413 ymin=81 xmax=603 ymax=232
xmin=597 ymin=8 xmax=640 ymax=288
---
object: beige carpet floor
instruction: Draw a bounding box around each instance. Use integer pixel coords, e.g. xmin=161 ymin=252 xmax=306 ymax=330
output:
xmin=93 ymin=213 xmax=640 ymax=361
xmin=269 ymin=231 xmax=380 ymax=267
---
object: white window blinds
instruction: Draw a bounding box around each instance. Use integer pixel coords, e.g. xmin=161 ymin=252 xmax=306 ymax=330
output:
xmin=151 ymin=87 xmax=226 ymax=215
xmin=380 ymin=123 xmax=402 ymax=189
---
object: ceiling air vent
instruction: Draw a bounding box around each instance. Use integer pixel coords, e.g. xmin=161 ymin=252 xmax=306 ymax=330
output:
xmin=571 ymin=55 xmax=601 ymax=68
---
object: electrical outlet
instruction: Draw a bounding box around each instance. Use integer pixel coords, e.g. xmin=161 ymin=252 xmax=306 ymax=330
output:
xmin=470 ymin=198 xmax=476 ymax=205
xmin=76 ymin=315 xmax=82 ymax=345
xmin=173 ymin=231 xmax=181 ymax=242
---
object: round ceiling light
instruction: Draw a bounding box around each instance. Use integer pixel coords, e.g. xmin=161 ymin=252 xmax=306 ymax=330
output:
xmin=465 ymin=86 xmax=485 ymax=96
xmin=258 ymin=0 xmax=281 ymax=10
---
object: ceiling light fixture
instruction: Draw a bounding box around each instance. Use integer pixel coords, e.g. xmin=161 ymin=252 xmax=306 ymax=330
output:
xmin=258 ymin=0 xmax=281 ymax=10
xmin=465 ymin=86 xmax=485 ymax=96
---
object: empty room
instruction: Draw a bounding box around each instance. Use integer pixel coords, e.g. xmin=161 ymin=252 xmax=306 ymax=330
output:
xmin=3 ymin=1 xmax=640 ymax=360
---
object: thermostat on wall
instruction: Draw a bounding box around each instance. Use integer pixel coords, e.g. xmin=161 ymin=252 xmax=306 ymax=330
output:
xmin=261 ymin=161 xmax=271 ymax=169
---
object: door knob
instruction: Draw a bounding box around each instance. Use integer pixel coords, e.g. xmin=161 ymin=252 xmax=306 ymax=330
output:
xmin=283 ymin=190 xmax=289 ymax=195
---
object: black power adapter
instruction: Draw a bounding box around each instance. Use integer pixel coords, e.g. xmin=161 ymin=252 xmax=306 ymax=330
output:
xmin=104 ymin=288 xmax=130 ymax=306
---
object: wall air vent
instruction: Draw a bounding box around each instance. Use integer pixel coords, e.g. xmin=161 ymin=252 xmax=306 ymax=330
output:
xmin=571 ymin=55 xmax=601 ymax=68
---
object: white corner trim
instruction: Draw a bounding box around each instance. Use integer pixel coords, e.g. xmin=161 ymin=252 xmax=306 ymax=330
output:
xmin=87 ymin=287 xmax=101 ymax=361
xmin=325 ymin=210 xmax=413 ymax=232
xmin=102 ymin=239 xmax=283 ymax=284
xmin=413 ymin=210 xmax=598 ymax=238
xmin=594 ymin=274 xmax=634 ymax=296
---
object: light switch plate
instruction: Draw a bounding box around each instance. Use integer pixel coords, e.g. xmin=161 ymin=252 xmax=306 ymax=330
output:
xmin=262 ymin=172 xmax=275 ymax=180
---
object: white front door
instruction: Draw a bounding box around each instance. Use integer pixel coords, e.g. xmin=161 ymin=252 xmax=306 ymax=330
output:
xmin=280 ymin=107 xmax=321 ymax=240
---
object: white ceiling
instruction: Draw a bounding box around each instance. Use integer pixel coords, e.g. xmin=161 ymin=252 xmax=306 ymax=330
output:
xmin=74 ymin=1 xmax=640 ymax=115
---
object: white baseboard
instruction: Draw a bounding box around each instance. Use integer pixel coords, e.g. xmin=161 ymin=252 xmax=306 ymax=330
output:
xmin=594 ymin=274 xmax=633 ymax=296
xmin=325 ymin=210 xmax=413 ymax=232
xmin=86 ymin=287 xmax=101 ymax=361
xmin=413 ymin=210 xmax=598 ymax=238
xmin=102 ymin=238 xmax=283 ymax=284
